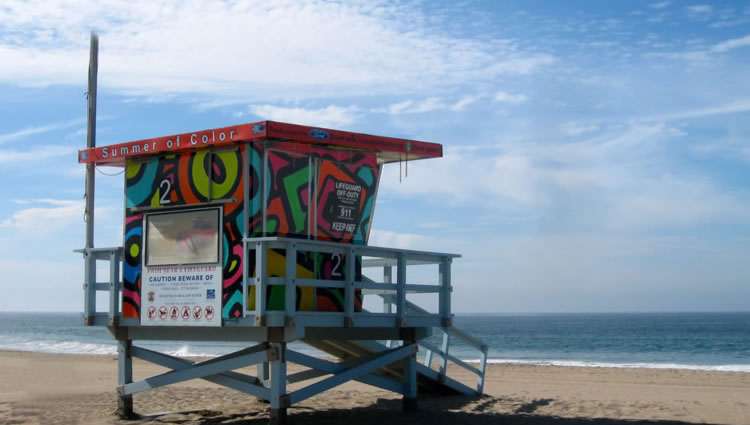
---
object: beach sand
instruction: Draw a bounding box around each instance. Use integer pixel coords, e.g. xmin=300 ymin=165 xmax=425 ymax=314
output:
xmin=1 ymin=349 xmax=749 ymax=425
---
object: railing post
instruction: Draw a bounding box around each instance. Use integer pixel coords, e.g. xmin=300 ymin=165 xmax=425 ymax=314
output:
xmin=396 ymin=253 xmax=407 ymax=328
xmin=255 ymin=241 xmax=267 ymax=325
xmin=383 ymin=264 xmax=394 ymax=347
xmin=83 ymin=249 xmax=96 ymax=325
xmin=344 ymin=246 xmax=355 ymax=327
xmin=109 ymin=249 xmax=121 ymax=326
xmin=242 ymin=239 xmax=249 ymax=317
xmin=439 ymin=257 xmax=452 ymax=327
xmin=284 ymin=241 xmax=296 ymax=325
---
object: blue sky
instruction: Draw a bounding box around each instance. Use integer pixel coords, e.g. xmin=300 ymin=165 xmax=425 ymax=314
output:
xmin=0 ymin=0 xmax=748 ymax=313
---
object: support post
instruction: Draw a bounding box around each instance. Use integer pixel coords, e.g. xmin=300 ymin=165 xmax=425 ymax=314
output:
xmin=344 ymin=246 xmax=355 ymax=327
xmin=383 ymin=265 xmax=393 ymax=347
xmin=243 ymin=240 xmax=249 ymax=316
xmin=255 ymin=241 xmax=267 ymax=324
xmin=478 ymin=347 xmax=488 ymax=394
xmin=396 ymin=253 xmax=407 ymax=327
xmin=269 ymin=342 xmax=287 ymax=424
xmin=284 ymin=242 xmax=296 ymax=323
xmin=257 ymin=361 xmax=269 ymax=384
xmin=83 ymin=32 xmax=98 ymax=326
xmin=108 ymin=249 xmax=121 ymax=326
xmin=402 ymin=343 xmax=418 ymax=411
xmin=439 ymin=257 xmax=452 ymax=327
xmin=116 ymin=339 xmax=135 ymax=419
xmin=439 ymin=332 xmax=450 ymax=378
xmin=242 ymin=146 xmax=251 ymax=317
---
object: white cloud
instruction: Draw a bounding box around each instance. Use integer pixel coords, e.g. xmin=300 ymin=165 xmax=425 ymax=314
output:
xmin=0 ymin=145 xmax=75 ymax=163
xmin=0 ymin=1 xmax=553 ymax=99
xmin=380 ymin=146 xmax=543 ymax=207
xmin=0 ymin=199 xmax=83 ymax=233
xmin=450 ymin=95 xmax=483 ymax=111
xmin=560 ymin=122 xmax=600 ymax=136
xmin=644 ymin=50 xmax=711 ymax=62
xmin=686 ymin=5 xmax=712 ymax=14
xmin=388 ymin=100 xmax=414 ymax=114
xmin=0 ymin=118 xmax=83 ymax=145
xmin=378 ymin=120 xmax=747 ymax=234
xmin=694 ymin=137 xmax=750 ymax=165
xmin=712 ymin=34 xmax=750 ymax=53
xmin=656 ymin=99 xmax=750 ymax=121
xmin=494 ymin=91 xmax=528 ymax=104
xmin=387 ymin=97 xmax=446 ymax=114
xmin=609 ymin=174 xmax=748 ymax=229
xmin=248 ymin=104 xmax=360 ymax=128
xmin=368 ymin=229 xmax=427 ymax=250
xmin=649 ymin=2 xmax=671 ymax=9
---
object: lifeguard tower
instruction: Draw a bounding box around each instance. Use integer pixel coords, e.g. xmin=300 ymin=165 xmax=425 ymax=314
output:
xmin=77 ymin=120 xmax=488 ymax=423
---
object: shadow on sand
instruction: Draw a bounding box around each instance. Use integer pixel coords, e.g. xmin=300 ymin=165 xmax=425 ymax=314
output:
xmin=134 ymin=395 xmax=721 ymax=425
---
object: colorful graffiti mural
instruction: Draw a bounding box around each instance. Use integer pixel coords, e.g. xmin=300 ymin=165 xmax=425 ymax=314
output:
xmin=123 ymin=143 xmax=379 ymax=321
xmin=123 ymin=149 xmax=245 ymax=319
xmin=243 ymin=146 xmax=378 ymax=314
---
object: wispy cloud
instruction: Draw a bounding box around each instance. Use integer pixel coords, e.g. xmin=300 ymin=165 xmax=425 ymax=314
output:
xmin=656 ymin=99 xmax=750 ymax=121
xmin=561 ymin=122 xmax=600 ymax=136
xmin=0 ymin=1 xmax=553 ymax=99
xmin=248 ymin=104 xmax=360 ymax=128
xmin=0 ymin=199 xmax=83 ymax=233
xmin=0 ymin=145 xmax=75 ymax=163
xmin=712 ymin=34 xmax=750 ymax=53
xmin=0 ymin=118 xmax=83 ymax=145
xmin=387 ymin=97 xmax=446 ymax=114
xmin=649 ymin=2 xmax=671 ymax=9
xmin=494 ymin=91 xmax=528 ymax=104
xmin=686 ymin=5 xmax=713 ymax=14
xmin=380 ymin=120 xmax=748 ymax=234
xmin=449 ymin=95 xmax=484 ymax=111
xmin=369 ymin=229 xmax=427 ymax=250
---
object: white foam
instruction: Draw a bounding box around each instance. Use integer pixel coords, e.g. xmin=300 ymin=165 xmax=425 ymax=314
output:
xmin=165 ymin=345 xmax=219 ymax=358
xmin=462 ymin=358 xmax=750 ymax=373
xmin=0 ymin=340 xmax=117 ymax=356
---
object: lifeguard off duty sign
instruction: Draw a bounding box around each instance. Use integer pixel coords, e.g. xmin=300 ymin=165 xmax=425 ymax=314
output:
xmin=140 ymin=265 xmax=221 ymax=327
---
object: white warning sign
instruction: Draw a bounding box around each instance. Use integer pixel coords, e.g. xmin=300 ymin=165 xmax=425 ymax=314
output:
xmin=140 ymin=265 xmax=221 ymax=327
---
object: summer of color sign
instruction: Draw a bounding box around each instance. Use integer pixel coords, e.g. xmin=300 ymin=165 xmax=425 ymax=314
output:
xmin=100 ymin=129 xmax=239 ymax=159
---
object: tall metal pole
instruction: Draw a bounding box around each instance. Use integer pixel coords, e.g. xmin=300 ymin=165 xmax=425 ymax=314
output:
xmin=83 ymin=32 xmax=98 ymax=326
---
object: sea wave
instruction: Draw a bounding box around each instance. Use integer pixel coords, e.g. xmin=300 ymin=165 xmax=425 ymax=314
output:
xmin=2 ymin=336 xmax=748 ymax=374
xmin=164 ymin=345 xmax=220 ymax=358
xmin=0 ymin=340 xmax=117 ymax=356
xmin=0 ymin=340 xmax=224 ymax=358
xmin=464 ymin=358 xmax=750 ymax=373
xmin=0 ymin=339 xmax=324 ymax=359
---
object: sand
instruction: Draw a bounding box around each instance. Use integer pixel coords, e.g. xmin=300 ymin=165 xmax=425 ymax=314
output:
xmin=1 ymin=349 xmax=749 ymax=425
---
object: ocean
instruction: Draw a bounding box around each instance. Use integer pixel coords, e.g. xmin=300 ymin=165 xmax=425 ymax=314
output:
xmin=0 ymin=312 xmax=748 ymax=372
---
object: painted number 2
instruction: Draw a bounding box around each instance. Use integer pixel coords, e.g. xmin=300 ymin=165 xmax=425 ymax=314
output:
xmin=331 ymin=254 xmax=342 ymax=278
xmin=159 ymin=179 xmax=172 ymax=204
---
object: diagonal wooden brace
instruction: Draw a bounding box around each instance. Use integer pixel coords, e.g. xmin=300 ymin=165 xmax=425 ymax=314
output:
xmin=286 ymin=350 xmax=404 ymax=393
xmin=287 ymin=344 xmax=417 ymax=405
xmin=129 ymin=345 xmax=270 ymax=399
xmin=121 ymin=343 xmax=274 ymax=397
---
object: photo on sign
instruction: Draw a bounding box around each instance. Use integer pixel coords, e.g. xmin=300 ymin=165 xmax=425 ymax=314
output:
xmin=145 ymin=208 xmax=220 ymax=266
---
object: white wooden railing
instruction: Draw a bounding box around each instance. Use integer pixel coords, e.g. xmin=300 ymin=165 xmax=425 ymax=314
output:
xmin=242 ymin=237 xmax=458 ymax=329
